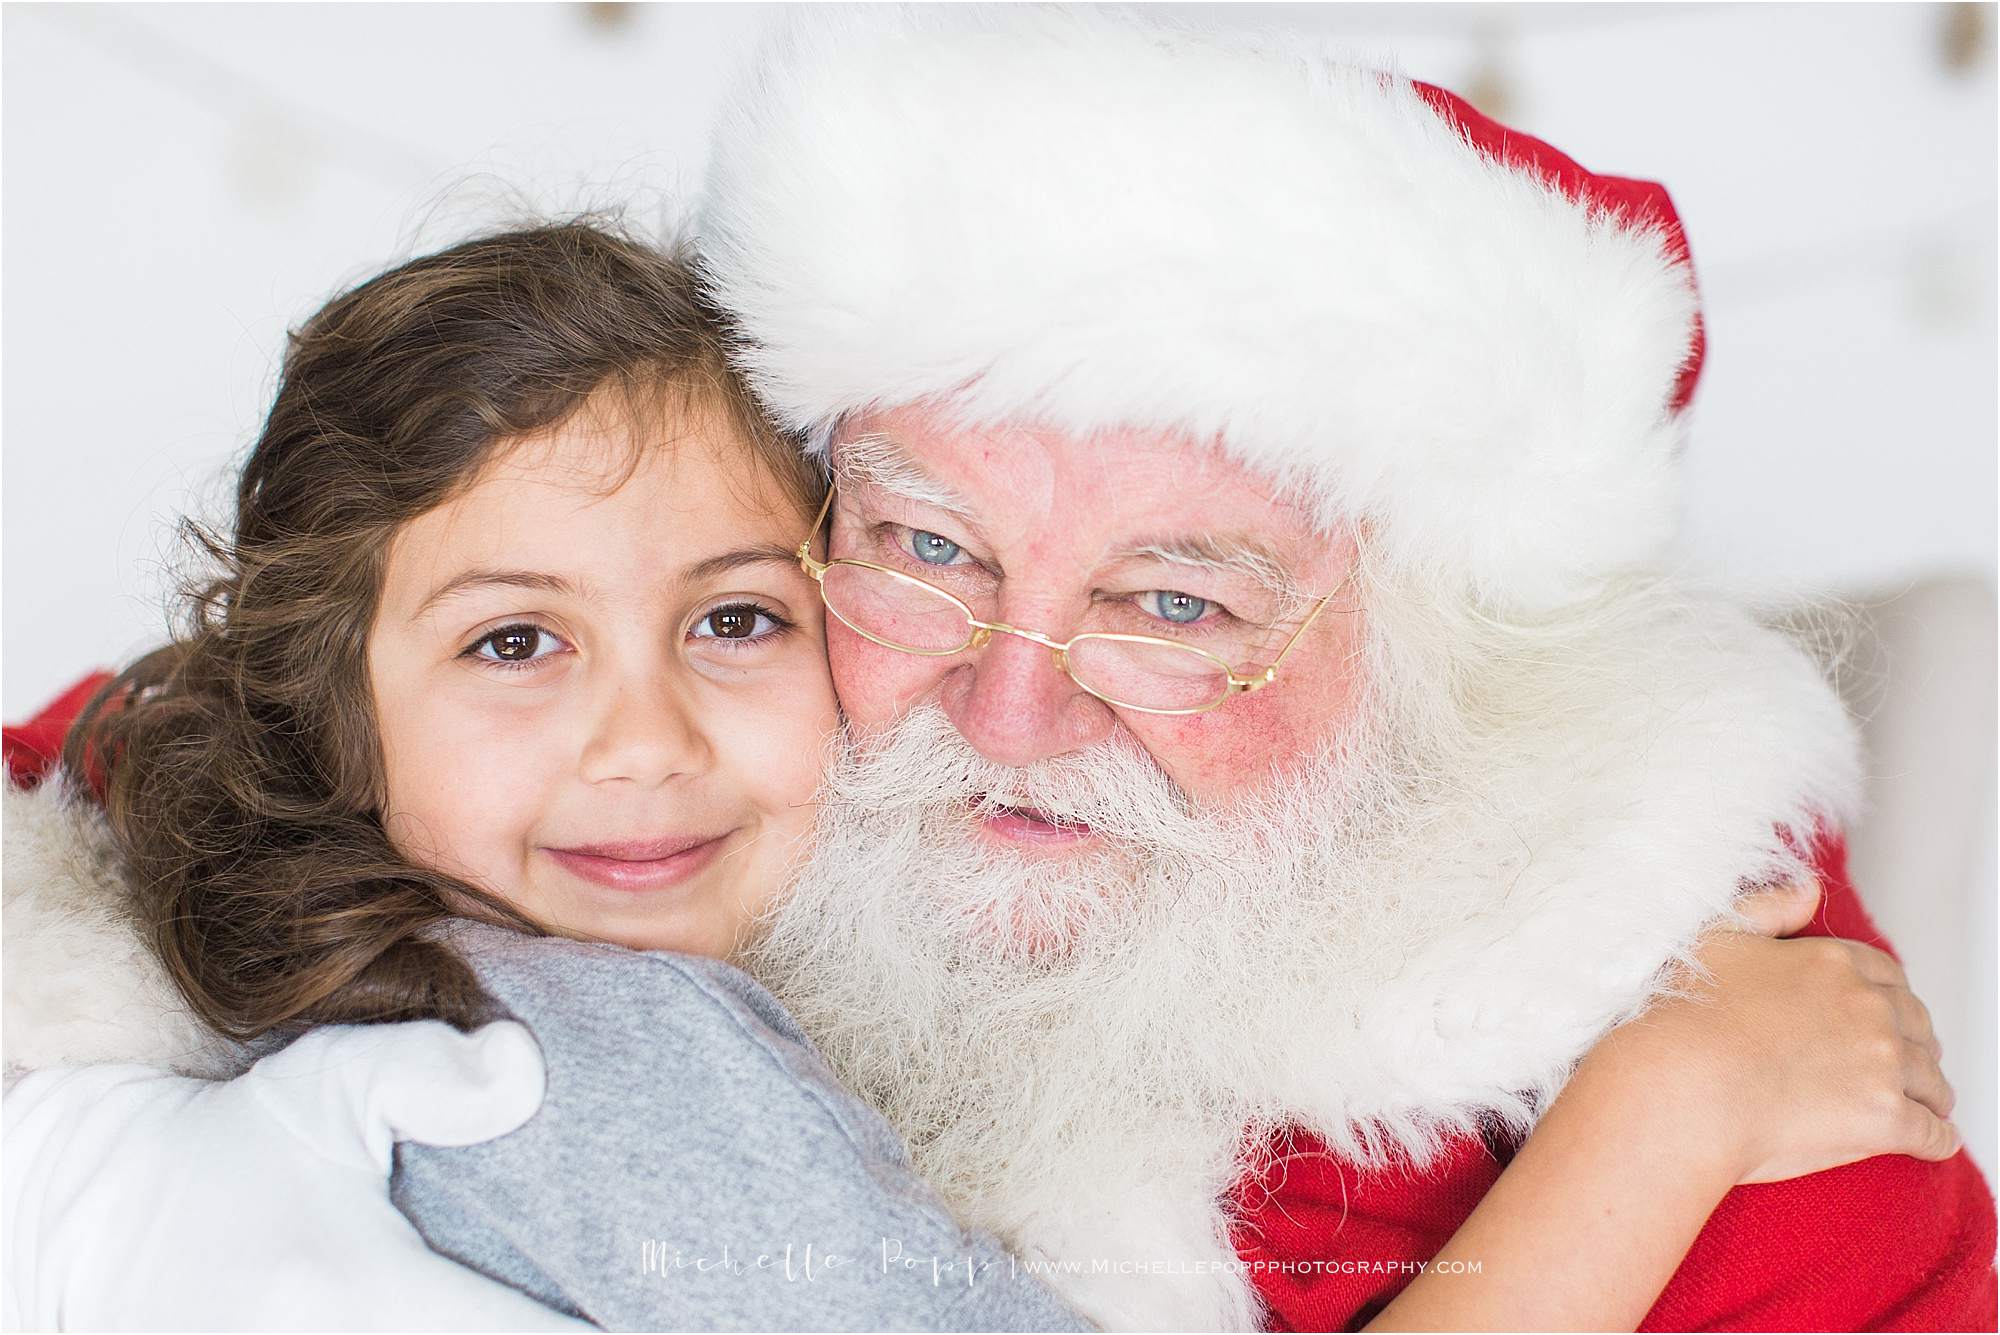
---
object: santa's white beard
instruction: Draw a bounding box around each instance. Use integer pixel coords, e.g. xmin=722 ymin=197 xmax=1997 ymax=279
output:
xmin=742 ymin=700 xmax=1434 ymax=1295
xmin=739 ymin=580 xmax=1860 ymax=1329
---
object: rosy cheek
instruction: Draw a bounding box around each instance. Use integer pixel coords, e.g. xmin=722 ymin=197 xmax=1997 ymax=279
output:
xmin=1126 ymin=678 xmax=1356 ymax=804
xmin=764 ymin=669 xmax=843 ymax=807
xmin=825 ymin=619 xmax=943 ymax=729
xmin=1122 ymin=710 xmax=1265 ymax=802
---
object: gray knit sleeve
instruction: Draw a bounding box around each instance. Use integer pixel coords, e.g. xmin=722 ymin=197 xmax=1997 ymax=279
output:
xmin=390 ymin=921 xmax=1088 ymax=1333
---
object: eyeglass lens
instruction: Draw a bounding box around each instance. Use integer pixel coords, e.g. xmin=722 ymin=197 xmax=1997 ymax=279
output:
xmin=819 ymin=562 xmax=1231 ymax=711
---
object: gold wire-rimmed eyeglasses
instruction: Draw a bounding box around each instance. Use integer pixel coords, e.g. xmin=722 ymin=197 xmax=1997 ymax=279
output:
xmin=793 ymin=485 xmax=1354 ymax=716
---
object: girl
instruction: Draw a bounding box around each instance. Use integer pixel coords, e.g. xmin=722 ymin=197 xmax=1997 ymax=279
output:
xmin=5 ymin=220 xmax=1959 ymax=1331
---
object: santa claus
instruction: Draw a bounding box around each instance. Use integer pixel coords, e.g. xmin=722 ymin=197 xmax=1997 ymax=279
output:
xmin=694 ymin=7 xmax=1996 ymax=1329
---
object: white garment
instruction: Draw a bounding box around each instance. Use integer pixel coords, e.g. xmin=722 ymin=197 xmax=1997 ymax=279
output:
xmin=2 ymin=1019 xmax=588 ymax=1332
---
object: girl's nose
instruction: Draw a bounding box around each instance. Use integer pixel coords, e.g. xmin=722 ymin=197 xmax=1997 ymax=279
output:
xmin=578 ymin=671 xmax=711 ymax=788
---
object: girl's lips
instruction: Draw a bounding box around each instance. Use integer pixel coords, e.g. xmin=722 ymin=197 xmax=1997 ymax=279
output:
xmin=544 ymin=833 xmax=732 ymax=893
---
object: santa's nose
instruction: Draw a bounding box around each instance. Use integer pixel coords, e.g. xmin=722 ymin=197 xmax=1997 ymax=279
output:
xmin=940 ymin=626 xmax=1113 ymax=768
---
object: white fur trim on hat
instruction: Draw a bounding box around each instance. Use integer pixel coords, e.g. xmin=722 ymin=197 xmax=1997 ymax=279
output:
xmin=700 ymin=5 xmax=1703 ymax=612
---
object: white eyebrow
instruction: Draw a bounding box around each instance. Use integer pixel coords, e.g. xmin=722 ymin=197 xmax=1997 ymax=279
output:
xmin=1115 ymin=537 xmax=1314 ymax=620
xmin=831 ymin=432 xmax=975 ymax=520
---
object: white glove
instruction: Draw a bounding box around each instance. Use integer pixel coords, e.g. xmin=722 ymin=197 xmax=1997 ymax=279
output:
xmin=2 ymin=1019 xmax=592 ymax=1331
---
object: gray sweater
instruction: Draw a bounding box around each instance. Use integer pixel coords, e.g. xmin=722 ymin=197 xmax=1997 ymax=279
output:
xmin=390 ymin=919 xmax=1088 ymax=1333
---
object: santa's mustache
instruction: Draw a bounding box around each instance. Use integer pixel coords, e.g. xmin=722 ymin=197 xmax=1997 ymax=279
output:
xmin=817 ymin=703 xmax=1212 ymax=849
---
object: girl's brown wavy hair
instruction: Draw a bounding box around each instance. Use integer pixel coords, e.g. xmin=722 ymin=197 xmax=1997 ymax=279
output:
xmin=64 ymin=219 xmax=820 ymax=1042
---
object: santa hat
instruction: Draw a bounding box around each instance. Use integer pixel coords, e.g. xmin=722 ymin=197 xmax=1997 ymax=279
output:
xmin=699 ymin=6 xmax=1706 ymax=612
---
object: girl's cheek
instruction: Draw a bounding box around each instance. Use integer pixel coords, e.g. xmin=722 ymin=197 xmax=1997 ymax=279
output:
xmin=377 ymin=685 xmax=566 ymax=874
xmin=721 ymin=655 xmax=841 ymax=823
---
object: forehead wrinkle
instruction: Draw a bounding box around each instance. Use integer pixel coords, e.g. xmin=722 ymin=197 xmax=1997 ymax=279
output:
xmin=831 ymin=432 xmax=974 ymax=519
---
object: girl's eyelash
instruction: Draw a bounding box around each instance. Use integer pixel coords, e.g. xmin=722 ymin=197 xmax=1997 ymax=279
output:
xmin=457 ymin=622 xmax=569 ymax=672
xmin=691 ymin=601 xmax=798 ymax=649
xmin=454 ymin=604 xmax=796 ymax=671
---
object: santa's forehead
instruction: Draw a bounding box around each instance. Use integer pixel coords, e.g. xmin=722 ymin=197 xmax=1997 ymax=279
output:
xmin=831 ymin=405 xmax=1330 ymax=556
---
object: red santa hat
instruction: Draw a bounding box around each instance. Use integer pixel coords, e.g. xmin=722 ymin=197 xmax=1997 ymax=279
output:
xmin=699 ymin=6 xmax=1706 ymax=612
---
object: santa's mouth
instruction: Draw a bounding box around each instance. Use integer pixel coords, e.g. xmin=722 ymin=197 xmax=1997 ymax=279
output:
xmin=972 ymin=797 xmax=1096 ymax=845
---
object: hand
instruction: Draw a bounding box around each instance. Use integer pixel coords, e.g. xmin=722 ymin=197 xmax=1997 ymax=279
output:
xmin=1572 ymin=878 xmax=1959 ymax=1189
xmin=3 ymin=1020 xmax=591 ymax=1331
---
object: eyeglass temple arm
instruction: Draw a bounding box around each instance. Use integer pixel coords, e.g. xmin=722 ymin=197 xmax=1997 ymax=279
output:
xmin=797 ymin=485 xmax=839 ymax=574
xmin=1228 ymin=568 xmax=1356 ymax=692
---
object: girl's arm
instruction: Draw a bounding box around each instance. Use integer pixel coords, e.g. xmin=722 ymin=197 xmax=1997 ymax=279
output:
xmin=1365 ymin=878 xmax=1959 ymax=1333
xmin=3 ymin=1021 xmax=587 ymax=1332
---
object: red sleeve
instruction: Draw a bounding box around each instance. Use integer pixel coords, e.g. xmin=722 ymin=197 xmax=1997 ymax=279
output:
xmin=1233 ymin=1127 xmax=1510 ymax=1331
xmin=1638 ymin=834 xmax=1999 ymax=1332
xmin=3 ymin=672 xmax=114 ymax=790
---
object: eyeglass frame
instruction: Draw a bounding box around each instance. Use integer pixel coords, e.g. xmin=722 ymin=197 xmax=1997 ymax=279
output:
xmin=793 ymin=483 xmax=1352 ymax=717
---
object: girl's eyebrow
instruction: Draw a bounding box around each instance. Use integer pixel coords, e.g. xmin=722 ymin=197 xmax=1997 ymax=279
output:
xmin=414 ymin=568 xmax=577 ymax=619
xmin=412 ymin=547 xmax=800 ymax=620
xmin=678 ymin=544 xmax=806 ymax=586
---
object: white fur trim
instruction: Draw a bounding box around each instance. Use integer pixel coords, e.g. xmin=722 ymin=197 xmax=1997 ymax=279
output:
xmin=2 ymin=779 xmax=240 ymax=1082
xmin=1284 ymin=599 xmax=1864 ymax=1156
xmin=700 ymin=5 xmax=1702 ymax=613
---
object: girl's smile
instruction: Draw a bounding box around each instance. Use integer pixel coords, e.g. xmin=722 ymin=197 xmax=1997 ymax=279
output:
xmin=542 ymin=832 xmax=738 ymax=895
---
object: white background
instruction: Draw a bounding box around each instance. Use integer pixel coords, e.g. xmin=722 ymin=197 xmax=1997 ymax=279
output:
xmin=4 ymin=2 xmax=1996 ymax=1173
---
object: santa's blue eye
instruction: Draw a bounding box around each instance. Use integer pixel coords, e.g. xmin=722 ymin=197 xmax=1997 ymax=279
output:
xmin=909 ymin=530 xmax=962 ymax=566
xmin=1144 ymin=591 xmax=1209 ymax=625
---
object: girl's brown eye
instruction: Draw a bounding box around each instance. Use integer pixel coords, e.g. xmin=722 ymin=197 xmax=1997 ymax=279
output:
xmin=491 ymin=628 xmax=541 ymax=659
xmin=690 ymin=603 xmax=793 ymax=648
xmin=464 ymin=623 xmax=567 ymax=667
